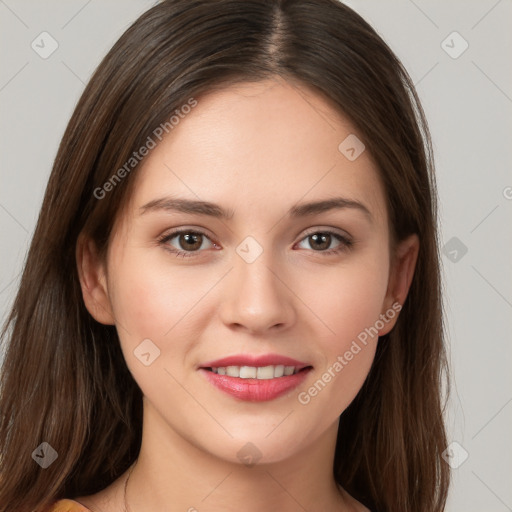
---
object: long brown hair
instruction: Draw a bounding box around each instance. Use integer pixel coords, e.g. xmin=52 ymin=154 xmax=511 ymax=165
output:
xmin=0 ymin=1 xmax=450 ymax=510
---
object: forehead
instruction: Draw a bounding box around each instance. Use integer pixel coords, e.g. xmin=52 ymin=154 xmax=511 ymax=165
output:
xmin=128 ymin=78 xmax=388 ymax=227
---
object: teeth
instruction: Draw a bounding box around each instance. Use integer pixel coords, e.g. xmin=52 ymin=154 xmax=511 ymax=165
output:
xmin=283 ymin=366 xmax=295 ymax=376
xmin=274 ymin=365 xmax=284 ymax=377
xmin=257 ymin=366 xmax=275 ymax=379
xmin=226 ymin=366 xmax=239 ymax=377
xmin=210 ymin=365 xmax=300 ymax=379
xmin=239 ymin=366 xmax=257 ymax=378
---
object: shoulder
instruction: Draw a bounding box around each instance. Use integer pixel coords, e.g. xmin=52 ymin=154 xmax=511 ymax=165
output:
xmin=44 ymin=499 xmax=93 ymax=512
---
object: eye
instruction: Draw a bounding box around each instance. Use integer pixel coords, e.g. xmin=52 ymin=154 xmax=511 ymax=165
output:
xmin=295 ymin=230 xmax=353 ymax=255
xmin=157 ymin=229 xmax=217 ymax=258
xmin=158 ymin=228 xmax=354 ymax=258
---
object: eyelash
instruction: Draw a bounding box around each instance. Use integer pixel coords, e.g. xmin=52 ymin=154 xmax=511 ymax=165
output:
xmin=157 ymin=228 xmax=354 ymax=258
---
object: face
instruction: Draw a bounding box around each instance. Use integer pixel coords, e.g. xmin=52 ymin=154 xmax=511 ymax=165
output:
xmin=79 ymin=77 xmax=418 ymax=465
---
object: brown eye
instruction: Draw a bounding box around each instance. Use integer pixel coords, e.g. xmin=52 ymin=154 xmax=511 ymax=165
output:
xmin=159 ymin=229 xmax=216 ymax=257
xmin=296 ymin=230 xmax=353 ymax=255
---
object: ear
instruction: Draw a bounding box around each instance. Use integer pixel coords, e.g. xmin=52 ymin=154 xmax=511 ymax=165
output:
xmin=378 ymin=233 xmax=419 ymax=336
xmin=76 ymin=234 xmax=115 ymax=325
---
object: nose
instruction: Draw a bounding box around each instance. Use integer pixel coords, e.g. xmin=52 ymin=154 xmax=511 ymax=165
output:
xmin=218 ymin=248 xmax=296 ymax=334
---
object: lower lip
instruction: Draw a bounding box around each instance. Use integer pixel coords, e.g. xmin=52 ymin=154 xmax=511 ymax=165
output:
xmin=199 ymin=367 xmax=312 ymax=402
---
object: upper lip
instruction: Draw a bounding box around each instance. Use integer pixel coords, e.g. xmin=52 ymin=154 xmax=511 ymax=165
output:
xmin=200 ymin=354 xmax=312 ymax=370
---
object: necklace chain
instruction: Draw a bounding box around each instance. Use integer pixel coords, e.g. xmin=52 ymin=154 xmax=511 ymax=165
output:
xmin=123 ymin=462 xmax=136 ymax=512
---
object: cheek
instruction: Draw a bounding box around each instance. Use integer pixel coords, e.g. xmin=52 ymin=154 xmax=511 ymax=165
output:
xmin=301 ymin=253 xmax=389 ymax=346
xmin=108 ymin=260 xmax=206 ymax=396
xmin=295 ymin=255 xmax=388 ymax=410
xmin=107 ymin=255 xmax=204 ymax=350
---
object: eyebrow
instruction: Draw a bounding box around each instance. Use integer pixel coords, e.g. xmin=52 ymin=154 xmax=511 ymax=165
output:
xmin=139 ymin=196 xmax=373 ymax=222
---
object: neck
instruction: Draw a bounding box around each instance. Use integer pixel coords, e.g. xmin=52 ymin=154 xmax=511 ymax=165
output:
xmin=123 ymin=401 xmax=349 ymax=512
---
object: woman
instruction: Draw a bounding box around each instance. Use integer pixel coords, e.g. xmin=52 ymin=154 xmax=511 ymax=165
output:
xmin=0 ymin=1 xmax=450 ymax=511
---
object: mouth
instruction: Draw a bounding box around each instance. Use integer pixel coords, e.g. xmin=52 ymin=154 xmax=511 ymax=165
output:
xmin=198 ymin=358 xmax=314 ymax=402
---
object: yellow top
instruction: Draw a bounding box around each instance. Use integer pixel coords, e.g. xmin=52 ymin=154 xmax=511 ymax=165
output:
xmin=45 ymin=499 xmax=92 ymax=512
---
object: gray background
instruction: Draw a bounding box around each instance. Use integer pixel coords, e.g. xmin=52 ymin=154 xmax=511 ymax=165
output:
xmin=1 ymin=1 xmax=511 ymax=510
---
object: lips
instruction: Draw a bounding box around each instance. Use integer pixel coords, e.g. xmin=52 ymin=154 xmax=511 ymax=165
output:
xmin=198 ymin=353 xmax=313 ymax=402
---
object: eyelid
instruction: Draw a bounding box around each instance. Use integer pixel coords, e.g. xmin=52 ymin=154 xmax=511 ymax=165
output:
xmin=299 ymin=226 xmax=352 ymax=241
xmin=159 ymin=226 xmax=216 ymax=240
xmin=158 ymin=227 xmax=218 ymax=248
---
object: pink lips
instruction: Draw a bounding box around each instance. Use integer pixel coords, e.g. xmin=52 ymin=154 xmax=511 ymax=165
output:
xmin=198 ymin=353 xmax=313 ymax=402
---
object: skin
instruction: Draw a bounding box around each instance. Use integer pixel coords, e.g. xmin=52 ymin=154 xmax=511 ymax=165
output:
xmin=76 ymin=76 xmax=419 ymax=512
